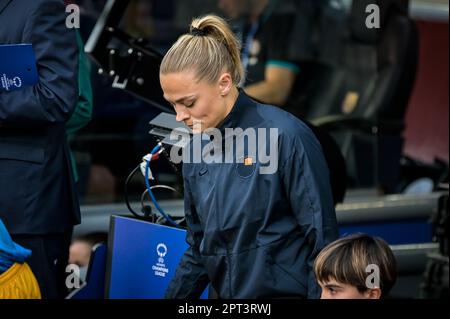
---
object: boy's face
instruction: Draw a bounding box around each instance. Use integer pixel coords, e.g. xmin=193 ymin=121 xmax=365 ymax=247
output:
xmin=319 ymin=279 xmax=382 ymax=299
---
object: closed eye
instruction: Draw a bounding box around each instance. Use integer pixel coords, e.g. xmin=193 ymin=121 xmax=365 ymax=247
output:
xmin=185 ymin=101 xmax=195 ymax=108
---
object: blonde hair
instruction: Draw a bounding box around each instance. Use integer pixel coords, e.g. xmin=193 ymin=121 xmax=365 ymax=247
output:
xmin=160 ymin=15 xmax=244 ymax=85
xmin=314 ymin=234 xmax=397 ymax=297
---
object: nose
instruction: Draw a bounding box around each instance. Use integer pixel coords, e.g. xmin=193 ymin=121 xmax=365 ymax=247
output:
xmin=175 ymin=106 xmax=190 ymax=122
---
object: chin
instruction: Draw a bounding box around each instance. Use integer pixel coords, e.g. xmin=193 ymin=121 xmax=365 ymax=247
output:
xmin=193 ymin=123 xmax=212 ymax=134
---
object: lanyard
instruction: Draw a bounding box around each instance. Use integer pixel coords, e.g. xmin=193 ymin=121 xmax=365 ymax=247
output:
xmin=239 ymin=21 xmax=259 ymax=87
xmin=241 ymin=21 xmax=260 ymax=73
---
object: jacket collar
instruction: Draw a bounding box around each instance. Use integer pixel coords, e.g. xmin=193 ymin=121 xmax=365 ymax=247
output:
xmin=217 ymin=88 xmax=258 ymax=133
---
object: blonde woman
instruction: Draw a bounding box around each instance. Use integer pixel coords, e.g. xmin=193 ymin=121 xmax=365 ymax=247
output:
xmin=160 ymin=15 xmax=338 ymax=299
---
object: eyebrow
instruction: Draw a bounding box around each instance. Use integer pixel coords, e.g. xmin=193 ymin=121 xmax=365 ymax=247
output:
xmin=166 ymin=95 xmax=196 ymax=105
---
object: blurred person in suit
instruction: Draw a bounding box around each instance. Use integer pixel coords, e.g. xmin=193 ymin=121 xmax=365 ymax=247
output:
xmin=0 ymin=0 xmax=80 ymax=298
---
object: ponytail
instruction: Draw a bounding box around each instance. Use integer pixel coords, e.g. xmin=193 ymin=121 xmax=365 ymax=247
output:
xmin=160 ymin=15 xmax=244 ymax=86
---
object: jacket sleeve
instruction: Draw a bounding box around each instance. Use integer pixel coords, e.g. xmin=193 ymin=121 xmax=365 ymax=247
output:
xmin=66 ymin=32 xmax=93 ymax=137
xmin=281 ymin=134 xmax=339 ymax=299
xmin=164 ymin=177 xmax=210 ymax=299
xmin=0 ymin=0 xmax=78 ymax=127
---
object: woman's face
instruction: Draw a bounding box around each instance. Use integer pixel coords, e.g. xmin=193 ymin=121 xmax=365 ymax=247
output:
xmin=160 ymin=69 xmax=233 ymax=134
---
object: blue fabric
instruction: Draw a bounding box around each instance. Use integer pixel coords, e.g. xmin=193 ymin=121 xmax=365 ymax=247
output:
xmin=165 ymin=91 xmax=339 ymax=299
xmin=0 ymin=0 xmax=80 ymax=234
xmin=0 ymin=219 xmax=31 ymax=274
xmin=266 ymin=60 xmax=301 ymax=73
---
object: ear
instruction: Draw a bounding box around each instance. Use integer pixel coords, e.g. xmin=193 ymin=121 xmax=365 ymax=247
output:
xmin=218 ymin=72 xmax=233 ymax=97
xmin=366 ymin=288 xmax=382 ymax=299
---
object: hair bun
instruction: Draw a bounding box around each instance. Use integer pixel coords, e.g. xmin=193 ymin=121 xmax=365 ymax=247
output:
xmin=161 ymin=14 xmax=244 ymax=86
xmin=190 ymin=27 xmax=208 ymax=37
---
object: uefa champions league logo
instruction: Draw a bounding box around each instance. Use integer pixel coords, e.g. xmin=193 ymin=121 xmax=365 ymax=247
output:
xmin=12 ymin=76 xmax=21 ymax=87
xmin=152 ymin=243 xmax=169 ymax=277
xmin=1 ymin=74 xmax=22 ymax=91
xmin=157 ymin=243 xmax=167 ymax=264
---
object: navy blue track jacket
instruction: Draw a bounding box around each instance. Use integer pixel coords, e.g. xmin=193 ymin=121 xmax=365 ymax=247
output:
xmin=165 ymin=90 xmax=338 ymax=299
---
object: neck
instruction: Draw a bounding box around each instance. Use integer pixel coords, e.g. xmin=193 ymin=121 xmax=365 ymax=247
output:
xmin=217 ymin=86 xmax=240 ymax=127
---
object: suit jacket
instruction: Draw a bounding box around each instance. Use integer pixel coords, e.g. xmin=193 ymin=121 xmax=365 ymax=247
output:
xmin=0 ymin=0 xmax=80 ymax=234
